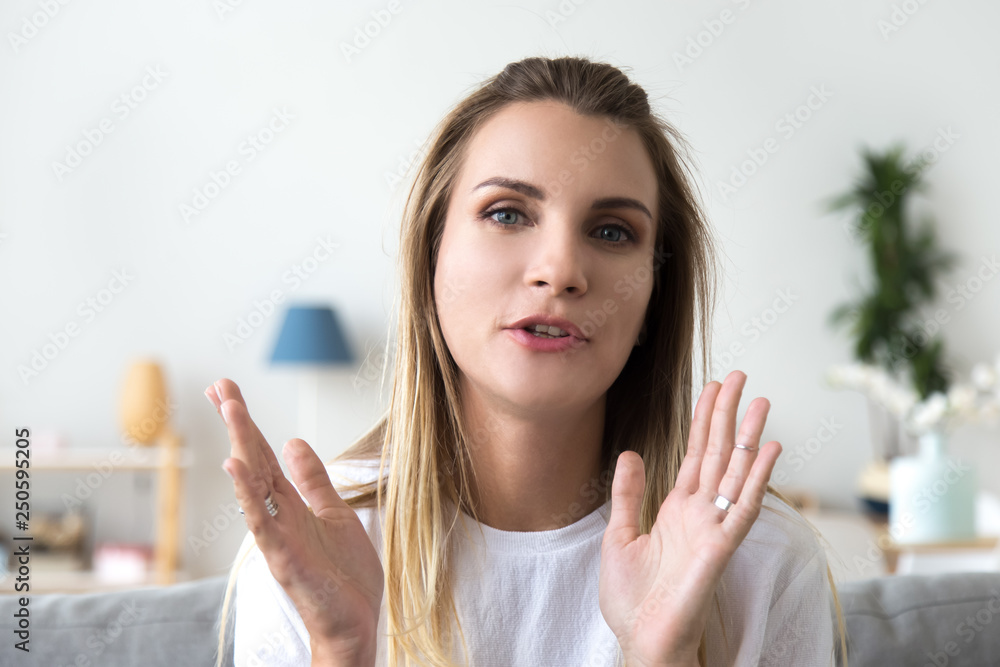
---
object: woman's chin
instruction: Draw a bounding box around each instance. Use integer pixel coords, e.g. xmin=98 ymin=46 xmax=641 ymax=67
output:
xmin=491 ymin=382 xmax=594 ymax=414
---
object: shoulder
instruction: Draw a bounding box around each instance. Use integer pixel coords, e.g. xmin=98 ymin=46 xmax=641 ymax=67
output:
xmin=752 ymin=491 xmax=824 ymax=555
xmin=706 ymin=492 xmax=835 ymax=664
xmin=323 ymin=457 xmax=387 ymax=497
xmin=723 ymin=491 xmax=830 ymax=606
xmin=322 ymin=457 xmax=387 ymax=548
xmin=323 ymin=459 xmax=389 ymax=486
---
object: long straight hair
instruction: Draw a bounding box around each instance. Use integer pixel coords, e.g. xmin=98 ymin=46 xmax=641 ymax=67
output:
xmin=214 ymin=55 xmax=847 ymax=667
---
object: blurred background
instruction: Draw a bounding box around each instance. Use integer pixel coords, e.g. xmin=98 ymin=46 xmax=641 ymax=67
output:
xmin=1 ymin=0 xmax=998 ymax=589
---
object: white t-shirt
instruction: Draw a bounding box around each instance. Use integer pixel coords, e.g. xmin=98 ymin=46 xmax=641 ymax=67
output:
xmin=233 ymin=459 xmax=834 ymax=666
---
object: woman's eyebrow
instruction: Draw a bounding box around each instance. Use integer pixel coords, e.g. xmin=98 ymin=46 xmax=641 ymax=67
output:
xmin=473 ymin=176 xmax=544 ymax=199
xmin=592 ymin=197 xmax=653 ymax=221
xmin=472 ymin=176 xmax=653 ymax=221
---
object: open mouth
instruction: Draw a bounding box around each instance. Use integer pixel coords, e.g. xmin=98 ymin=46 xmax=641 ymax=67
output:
xmin=524 ymin=324 xmax=570 ymax=339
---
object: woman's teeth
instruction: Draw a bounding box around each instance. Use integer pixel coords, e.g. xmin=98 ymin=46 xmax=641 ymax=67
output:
xmin=528 ymin=324 xmax=569 ymax=338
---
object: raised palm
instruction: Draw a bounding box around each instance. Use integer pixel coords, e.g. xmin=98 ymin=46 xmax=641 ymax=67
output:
xmin=208 ymin=379 xmax=383 ymax=658
xmin=599 ymin=371 xmax=781 ymax=666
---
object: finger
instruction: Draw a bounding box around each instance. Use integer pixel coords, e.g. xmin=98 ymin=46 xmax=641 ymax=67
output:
xmin=674 ymin=381 xmax=722 ymax=494
xmin=223 ymin=456 xmax=282 ymax=552
xmin=220 ymin=398 xmax=276 ymax=502
xmin=282 ymin=439 xmax=351 ymax=518
xmin=213 ymin=379 xmax=305 ymax=506
xmin=205 ymin=385 xmax=221 ymax=413
xmin=699 ymin=370 xmax=746 ymax=498
xmin=604 ymin=451 xmax=645 ymax=549
xmin=723 ymin=440 xmax=782 ymax=535
xmin=215 ymin=378 xmax=285 ymax=482
xmin=716 ymin=397 xmax=770 ymax=506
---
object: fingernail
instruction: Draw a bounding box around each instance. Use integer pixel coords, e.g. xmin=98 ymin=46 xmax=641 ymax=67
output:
xmin=214 ymin=382 xmax=223 ymax=404
xmin=220 ymin=401 xmax=231 ymax=424
xmin=222 ymin=463 xmax=234 ymax=480
xmin=204 ymin=388 xmax=217 ymax=409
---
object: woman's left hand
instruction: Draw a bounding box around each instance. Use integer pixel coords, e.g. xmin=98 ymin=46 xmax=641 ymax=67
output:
xmin=598 ymin=370 xmax=782 ymax=667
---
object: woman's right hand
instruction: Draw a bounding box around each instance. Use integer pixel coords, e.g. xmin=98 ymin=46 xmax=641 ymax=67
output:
xmin=207 ymin=378 xmax=383 ymax=666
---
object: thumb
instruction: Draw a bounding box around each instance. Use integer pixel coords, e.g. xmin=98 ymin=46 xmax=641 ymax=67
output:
xmin=282 ymin=438 xmax=349 ymax=518
xmin=605 ymin=451 xmax=645 ymax=549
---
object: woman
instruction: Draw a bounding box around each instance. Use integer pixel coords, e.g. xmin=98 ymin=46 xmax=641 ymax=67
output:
xmin=208 ymin=55 xmax=846 ymax=666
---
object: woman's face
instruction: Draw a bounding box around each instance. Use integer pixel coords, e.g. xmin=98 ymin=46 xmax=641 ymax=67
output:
xmin=433 ymin=100 xmax=659 ymax=416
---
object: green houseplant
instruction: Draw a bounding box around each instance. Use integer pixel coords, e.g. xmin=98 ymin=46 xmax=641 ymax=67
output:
xmin=824 ymin=144 xmax=983 ymax=542
xmin=826 ymin=143 xmax=958 ymax=402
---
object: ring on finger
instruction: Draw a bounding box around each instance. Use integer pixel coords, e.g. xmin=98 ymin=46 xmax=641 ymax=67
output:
xmin=734 ymin=442 xmax=758 ymax=452
xmin=713 ymin=493 xmax=734 ymax=513
xmin=238 ymin=491 xmax=279 ymax=518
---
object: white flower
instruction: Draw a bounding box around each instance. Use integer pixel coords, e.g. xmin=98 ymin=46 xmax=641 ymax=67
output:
xmin=947 ymin=384 xmax=979 ymax=418
xmin=859 ymin=364 xmax=879 ymax=385
xmin=825 ymin=364 xmax=849 ymax=387
xmin=868 ymin=369 xmax=896 ymax=404
xmin=829 ymin=355 xmax=1000 ymax=431
xmin=971 ymin=363 xmax=997 ymax=391
xmin=910 ymin=392 xmax=949 ymax=431
xmin=827 ymin=363 xmax=869 ymax=390
xmin=886 ymin=387 xmax=919 ymax=418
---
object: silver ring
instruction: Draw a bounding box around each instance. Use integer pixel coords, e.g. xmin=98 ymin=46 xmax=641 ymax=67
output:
xmin=264 ymin=493 xmax=279 ymax=517
xmin=713 ymin=494 xmax=734 ymax=513
xmin=238 ymin=492 xmax=279 ymax=517
xmin=734 ymin=442 xmax=757 ymax=452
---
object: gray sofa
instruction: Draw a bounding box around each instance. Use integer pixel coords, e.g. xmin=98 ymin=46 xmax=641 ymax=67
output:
xmin=0 ymin=576 xmax=235 ymax=666
xmin=2 ymin=571 xmax=999 ymax=665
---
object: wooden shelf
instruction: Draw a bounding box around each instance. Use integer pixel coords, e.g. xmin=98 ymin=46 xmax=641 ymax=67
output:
xmin=0 ymin=568 xmax=193 ymax=595
xmin=865 ymin=515 xmax=1000 ymax=573
xmin=881 ymin=536 xmax=999 ymax=552
xmin=0 ymin=446 xmax=192 ymax=471
xmin=0 ymin=433 xmax=188 ymax=587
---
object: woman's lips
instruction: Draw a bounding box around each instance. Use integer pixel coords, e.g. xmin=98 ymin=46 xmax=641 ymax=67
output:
xmin=506 ymin=327 xmax=587 ymax=353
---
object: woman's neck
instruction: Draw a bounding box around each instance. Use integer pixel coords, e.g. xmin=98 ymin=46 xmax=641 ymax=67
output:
xmin=459 ymin=386 xmax=609 ymax=532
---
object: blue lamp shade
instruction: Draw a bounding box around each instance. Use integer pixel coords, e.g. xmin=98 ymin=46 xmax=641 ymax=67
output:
xmin=270 ymin=306 xmax=353 ymax=365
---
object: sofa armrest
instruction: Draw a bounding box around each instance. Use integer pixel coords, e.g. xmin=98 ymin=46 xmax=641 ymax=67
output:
xmin=834 ymin=571 xmax=1000 ymax=666
xmin=0 ymin=575 xmax=233 ymax=666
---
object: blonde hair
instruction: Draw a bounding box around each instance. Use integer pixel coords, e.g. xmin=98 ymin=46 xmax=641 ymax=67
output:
xmin=213 ymin=55 xmax=848 ymax=667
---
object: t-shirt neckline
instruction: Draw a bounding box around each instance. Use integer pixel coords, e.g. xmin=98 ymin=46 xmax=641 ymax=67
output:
xmin=454 ymin=498 xmax=613 ymax=554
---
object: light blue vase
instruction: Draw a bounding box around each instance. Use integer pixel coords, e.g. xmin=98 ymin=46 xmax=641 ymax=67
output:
xmin=888 ymin=428 xmax=976 ymax=544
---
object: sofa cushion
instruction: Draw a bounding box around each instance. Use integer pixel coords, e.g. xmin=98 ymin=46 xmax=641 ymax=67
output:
xmin=0 ymin=575 xmax=233 ymax=666
xmin=6 ymin=570 xmax=1000 ymax=665
xmin=835 ymin=571 xmax=1000 ymax=666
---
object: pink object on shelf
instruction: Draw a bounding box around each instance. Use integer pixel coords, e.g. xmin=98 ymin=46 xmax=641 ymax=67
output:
xmin=32 ymin=429 xmax=67 ymax=455
xmin=93 ymin=543 xmax=154 ymax=583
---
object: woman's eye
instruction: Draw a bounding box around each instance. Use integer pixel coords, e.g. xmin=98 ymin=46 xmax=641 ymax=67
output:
xmin=598 ymin=225 xmax=625 ymax=243
xmin=596 ymin=224 xmax=635 ymax=244
xmin=480 ymin=207 xmax=635 ymax=245
xmin=493 ymin=209 xmax=519 ymax=225
xmin=483 ymin=207 xmax=522 ymax=226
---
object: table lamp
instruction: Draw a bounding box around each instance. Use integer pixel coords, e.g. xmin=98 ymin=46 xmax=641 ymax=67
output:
xmin=270 ymin=305 xmax=354 ymax=447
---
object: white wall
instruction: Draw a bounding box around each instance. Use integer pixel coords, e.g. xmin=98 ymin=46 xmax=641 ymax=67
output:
xmin=2 ymin=0 xmax=998 ymax=580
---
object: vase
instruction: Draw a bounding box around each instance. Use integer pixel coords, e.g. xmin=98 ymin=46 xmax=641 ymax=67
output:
xmin=120 ymin=359 xmax=170 ymax=446
xmin=888 ymin=428 xmax=977 ymax=544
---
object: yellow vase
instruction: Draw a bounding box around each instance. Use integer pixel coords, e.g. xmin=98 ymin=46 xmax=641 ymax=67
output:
xmin=120 ymin=360 xmax=170 ymax=446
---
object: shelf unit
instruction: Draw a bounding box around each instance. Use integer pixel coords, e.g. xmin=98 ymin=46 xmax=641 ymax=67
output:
xmin=0 ymin=438 xmax=191 ymax=594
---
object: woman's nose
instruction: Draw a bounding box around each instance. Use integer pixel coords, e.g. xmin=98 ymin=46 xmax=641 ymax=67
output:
xmin=523 ymin=223 xmax=588 ymax=296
